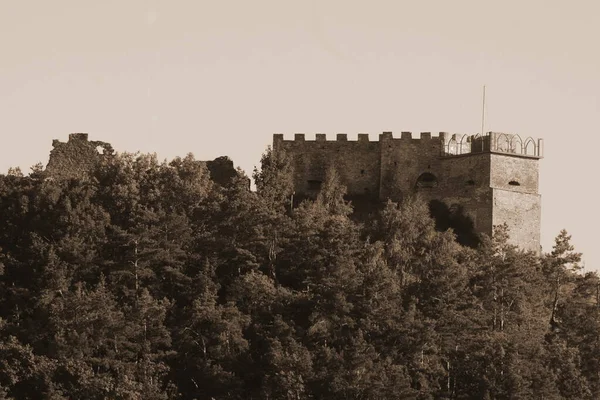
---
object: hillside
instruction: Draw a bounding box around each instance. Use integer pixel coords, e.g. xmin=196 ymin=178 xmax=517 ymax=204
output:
xmin=0 ymin=147 xmax=597 ymax=399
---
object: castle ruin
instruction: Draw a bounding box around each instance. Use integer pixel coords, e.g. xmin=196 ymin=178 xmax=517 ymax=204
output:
xmin=274 ymin=132 xmax=543 ymax=253
xmin=45 ymin=133 xmax=239 ymax=187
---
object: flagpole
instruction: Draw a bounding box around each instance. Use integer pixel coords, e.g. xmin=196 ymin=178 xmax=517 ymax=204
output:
xmin=481 ymin=85 xmax=486 ymax=135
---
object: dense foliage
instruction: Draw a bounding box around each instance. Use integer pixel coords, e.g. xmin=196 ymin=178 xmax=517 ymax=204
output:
xmin=0 ymin=150 xmax=597 ymax=399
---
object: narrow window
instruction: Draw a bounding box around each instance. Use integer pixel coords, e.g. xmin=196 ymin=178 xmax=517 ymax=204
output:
xmin=466 ymin=180 xmax=475 ymax=186
xmin=360 ymin=169 xmax=365 ymax=174
xmin=509 ymin=180 xmax=520 ymax=186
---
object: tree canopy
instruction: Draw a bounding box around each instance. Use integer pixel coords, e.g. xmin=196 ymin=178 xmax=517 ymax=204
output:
xmin=0 ymin=151 xmax=596 ymax=399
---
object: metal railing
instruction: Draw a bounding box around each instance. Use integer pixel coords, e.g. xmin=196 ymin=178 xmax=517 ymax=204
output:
xmin=442 ymin=132 xmax=543 ymax=158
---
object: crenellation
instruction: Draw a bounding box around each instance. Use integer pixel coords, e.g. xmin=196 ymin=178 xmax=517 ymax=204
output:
xmin=274 ymin=129 xmax=543 ymax=253
xmin=439 ymin=132 xmax=451 ymax=145
xmin=275 ymin=131 xmax=447 ymax=143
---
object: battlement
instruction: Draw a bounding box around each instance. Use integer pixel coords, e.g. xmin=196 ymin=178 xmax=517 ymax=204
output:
xmin=273 ymin=131 xmax=445 ymax=144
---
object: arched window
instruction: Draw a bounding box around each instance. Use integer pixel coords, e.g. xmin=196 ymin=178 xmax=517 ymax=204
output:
xmin=416 ymin=172 xmax=438 ymax=188
xmin=509 ymin=180 xmax=520 ymax=186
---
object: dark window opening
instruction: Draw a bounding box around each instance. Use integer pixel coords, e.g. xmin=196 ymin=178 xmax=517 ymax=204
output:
xmin=416 ymin=172 xmax=438 ymax=188
xmin=307 ymin=180 xmax=322 ymax=190
xmin=428 ymin=200 xmax=480 ymax=248
xmin=360 ymin=169 xmax=365 ymax=174
xmin=394 ymin=161 xmax=398 ymax=166
xmin=509 ymin=180 xmax=520 ymax=186
xmin=466 ymin=179 xmax=475 ymax=186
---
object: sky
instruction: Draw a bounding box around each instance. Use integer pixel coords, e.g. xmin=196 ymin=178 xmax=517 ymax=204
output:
xmin=1 ymin=1 xmax=599 ymax=268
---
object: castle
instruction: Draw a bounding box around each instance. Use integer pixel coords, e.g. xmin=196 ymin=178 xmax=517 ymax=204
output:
xmin=273 ymin=132 xmax=543 ymax=253
xmin=42 ymin=132 xmax=543 ymax=253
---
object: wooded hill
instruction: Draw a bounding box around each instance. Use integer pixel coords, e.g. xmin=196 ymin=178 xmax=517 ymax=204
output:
xmin=0 ymin=148 xmax=596 ymax=399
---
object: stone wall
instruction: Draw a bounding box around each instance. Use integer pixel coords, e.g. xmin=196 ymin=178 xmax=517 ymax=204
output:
xmin=379 ymin=132 xmax=443 ymax=201
xmin=275 ymin=131 xmax=543 ymax=253
xmin=489 ymin=153 xmax=541 ymax=252
xmin=434 ymin=153 xmax=494 ymax=236
xmin=489 ymin=153 xmax=539 ymax=194
xmin=46 ymin=133 xmax=114 ymax=179
xmin=492 ymin=189 xmax=541 ymax=253
xmin=274 ymin=134 xmax=381 ymax=198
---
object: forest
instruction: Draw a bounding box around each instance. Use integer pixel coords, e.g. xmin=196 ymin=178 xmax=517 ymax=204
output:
xmin=0 ymin=148 xmax=597 ymax=399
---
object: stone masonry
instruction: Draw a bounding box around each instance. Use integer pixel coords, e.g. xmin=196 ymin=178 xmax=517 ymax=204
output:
xmin=45 ymin=133 xmax=239 ymax=187
xmin=274 ymin=132 xmax=543 ymax=253
xmin=46 ymin=133 xmax=114 ymax=179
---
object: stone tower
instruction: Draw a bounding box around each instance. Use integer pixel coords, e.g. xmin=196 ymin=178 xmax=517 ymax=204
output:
xmin=273 ymin=132 xmax=543 ymax=253
xmin=45 ymin=133 xmax=114 ymax=179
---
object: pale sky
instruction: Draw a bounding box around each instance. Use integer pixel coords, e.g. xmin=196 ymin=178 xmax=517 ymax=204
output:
xmin=1 ymin=1 xmax=599 ymax=268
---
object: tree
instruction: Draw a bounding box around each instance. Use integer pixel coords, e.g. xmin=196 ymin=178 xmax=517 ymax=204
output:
xmin=253 ymin=146 xmax=294 ymax=214
xmin=543 ymin=230 xmax=582 ymax=330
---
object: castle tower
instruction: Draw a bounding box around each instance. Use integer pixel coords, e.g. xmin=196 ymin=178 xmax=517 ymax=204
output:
xmin=434 ymin=132 xmax=543 ymax=252
xmin=273 ymin=131 xmax=543 ymax=253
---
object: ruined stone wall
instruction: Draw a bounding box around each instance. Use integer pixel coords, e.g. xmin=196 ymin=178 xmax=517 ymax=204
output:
xmin=46 ymin=133 xmax=114 ymax=179
xmin=274 ymin=134 xmax=381 ymax=197
xmin=46 ymin=133 xmax=240 ymax=188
